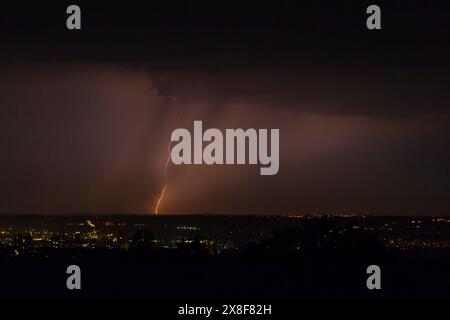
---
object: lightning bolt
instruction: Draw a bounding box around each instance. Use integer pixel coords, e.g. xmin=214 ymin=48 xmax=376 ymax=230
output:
xmin=155 ymin=139 xmax=172 ymax=214
xmin=154 ymin=96 xmax=181 ymax=215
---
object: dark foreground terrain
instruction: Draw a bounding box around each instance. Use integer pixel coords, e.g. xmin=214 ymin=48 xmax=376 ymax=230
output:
xmin=0 ymin=217 xmax=449 ymax=301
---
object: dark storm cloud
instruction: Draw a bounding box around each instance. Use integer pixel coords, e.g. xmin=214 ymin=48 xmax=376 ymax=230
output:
xmin=1 ymin=62 xmax=449 ymax=215
xmin=0 ymin=1 xmax=448 ymax=215
xmin=145 ymin=66 xmax=450 ymax=117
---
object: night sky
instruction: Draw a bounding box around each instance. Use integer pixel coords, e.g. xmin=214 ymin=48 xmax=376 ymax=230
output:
xmin=0 ymin=1 xmax=449 ymax=215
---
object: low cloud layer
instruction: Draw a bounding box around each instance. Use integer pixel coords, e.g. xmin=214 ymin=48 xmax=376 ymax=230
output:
xmin=0 ymin=63 xmax=448 ymax=215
